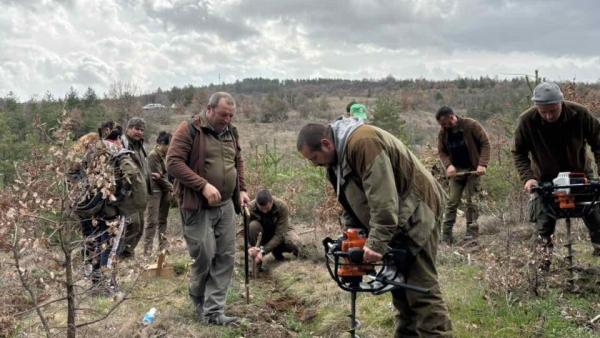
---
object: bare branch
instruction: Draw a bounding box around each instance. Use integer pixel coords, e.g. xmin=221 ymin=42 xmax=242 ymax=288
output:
xmin=74 ymin=295 xmax=129 ymax=328
xmin=12 ymin=222 xmax=52 ymax=338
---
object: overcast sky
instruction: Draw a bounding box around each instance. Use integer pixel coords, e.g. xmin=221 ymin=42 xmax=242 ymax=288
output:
xmin=1 ymin=0 xmax=599 ymax=100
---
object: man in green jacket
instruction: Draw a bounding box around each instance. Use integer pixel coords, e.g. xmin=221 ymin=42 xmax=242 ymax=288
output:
xmin=513 ymin=82 xmax=600 ymax=260
xmin=118 ymin=117 xmax=151 ymax=258
xmin=297 ymin=118 xmax=452 ymax=338
xmin=247 ymin=189 xmax=299 ymax=271
xmin=143 ymin=131 xmax=173 ymax=256
xmin=437 ymin=106 xmax=490 ymax=244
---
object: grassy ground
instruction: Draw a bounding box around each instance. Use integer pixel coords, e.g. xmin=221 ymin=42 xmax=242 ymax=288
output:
xmin=4 ymin=116 xmax=599 ymax=337
xmin=9 ymin=212 xmax=599 ymax=338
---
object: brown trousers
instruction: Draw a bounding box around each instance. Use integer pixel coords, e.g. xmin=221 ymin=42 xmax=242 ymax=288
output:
xmin=143 ymin=190 xmax=170 ymax=254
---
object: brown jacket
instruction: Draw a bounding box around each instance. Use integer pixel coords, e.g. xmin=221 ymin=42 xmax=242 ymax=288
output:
xmin=512 ymin=100 xmax=600 ymax=183
xmin=166 ymin=118 xmax=246 ymax=212
xmin=437 ymin=117 xmax=491 ymax=170
xmin=249 ymin=198 xmax=289 ymax=253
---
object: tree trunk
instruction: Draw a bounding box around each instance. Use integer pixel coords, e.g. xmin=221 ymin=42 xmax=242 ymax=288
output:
xmin=65 ymin=248 xmax=76 ymax=338
xmin=60 ymin=228 xmax=77 ymax=338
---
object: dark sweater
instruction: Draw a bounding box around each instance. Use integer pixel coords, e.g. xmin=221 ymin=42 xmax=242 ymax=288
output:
xmin=438 ymin=117 xmax=491 ymax=170
xmin=512 ymin=101 xmax=600 ymax=183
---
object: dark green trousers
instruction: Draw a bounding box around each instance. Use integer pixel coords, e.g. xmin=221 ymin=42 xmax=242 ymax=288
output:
xmin=392 ymin=224 xmax=453 ymax=337
xmin=528 ymin=193 xmax=600 ymax=251
xmin=442 ymin=174 xmax=481 ymax=241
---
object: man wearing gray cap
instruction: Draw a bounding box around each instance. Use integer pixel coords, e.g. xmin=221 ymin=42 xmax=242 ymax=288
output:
xmin=512 ymin=82 xmax=600 ymax=264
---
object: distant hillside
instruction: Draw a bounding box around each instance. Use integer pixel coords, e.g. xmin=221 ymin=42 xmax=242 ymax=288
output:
xmin=1 ymin=76 xmax=600 ymax=185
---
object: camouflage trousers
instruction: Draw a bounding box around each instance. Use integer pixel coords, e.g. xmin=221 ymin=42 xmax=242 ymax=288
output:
xmin=118 ymin=211 xmax=144 ymax=257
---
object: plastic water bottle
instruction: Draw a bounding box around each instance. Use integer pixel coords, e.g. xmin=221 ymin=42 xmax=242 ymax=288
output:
xmin=142 ymin=307 xmax=157 ymax=325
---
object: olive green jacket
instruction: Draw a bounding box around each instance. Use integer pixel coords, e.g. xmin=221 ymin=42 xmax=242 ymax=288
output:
xmin=122 ymin=134 xmax=153 ymax=195
xmin=147 ymin=145 xmax=172 ymax=193
xmin=248 ymin=197 xmax=290 ymax=253
xmin=328 ymin=119 xmax=446 ymax=254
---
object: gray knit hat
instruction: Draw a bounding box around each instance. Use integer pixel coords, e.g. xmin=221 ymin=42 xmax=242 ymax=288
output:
xmin=532 ymin=82 xmax=564 ymax=104
xmin=126 ymin=117 xmax=146 ymax=129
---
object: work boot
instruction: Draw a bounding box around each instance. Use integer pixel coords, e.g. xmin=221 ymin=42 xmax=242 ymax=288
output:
xmin=257 ymin=262 xmax=269 ymax=273
xmin=203 ymin=313 xmax=240 ymax=326
xmin=119 ymin=251 xmax=134 ymax=260
xmin=462 ymin=224 xmax=479 ymax=247
xmin=191 ymin=295 xmax=204 ymax=321
xmin=90 ymin=270 xmax=114 ymax=296
xmin=539 ymin=258 xmax=552 ymax=272
xmin=465 ymin=223 xmax=479 ymax=240
xmin=273 ymin=252 xmax=286 ymax=262
xmin=535 ymin=236 xmax=554 ymax=272
xmin=290 ymin=244 xmax=300 ymax=258
xmin=442 ymin=232 xmax=453 ymax=245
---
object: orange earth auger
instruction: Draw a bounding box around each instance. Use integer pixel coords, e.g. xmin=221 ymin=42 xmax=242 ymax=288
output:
xmin=323 ymin=228 xmax=429 ymax=338
xmin=532 ymin=172 xmax=600 ymax=291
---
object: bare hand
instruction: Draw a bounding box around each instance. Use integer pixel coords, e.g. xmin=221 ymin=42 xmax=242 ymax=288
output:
xmin=202 ymin=183 xmax=221 ymax=206
xmin=476 ymin=165 xmax=487 ymax=176
xmin=248 ymin=247 xmax=263 ymax=263
xmin=362 ymin=246 xmax=383 ymax=263
xmin=446 ymin=165 xmax=457 ymax=177
xmin=151 ymin=172 xmax=161 ymax=180
xmin=254 ymin=251 xmax=263 ymax=264
xmin=240 ymin=191 xmax=250 ymax=206
xmin=248 ymin=246 xmax=260 ymax=258
xmin=524 ymin=179 xmax=539 ymax=193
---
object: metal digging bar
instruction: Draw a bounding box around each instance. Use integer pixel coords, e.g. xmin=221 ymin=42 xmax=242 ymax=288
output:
xmin=322 ymin=231 xmax=429 ymax=338
xmin=242 ymin=207 xmax=251 ymax=304
xmin=532 ymin=180 xmax=600 ymax=291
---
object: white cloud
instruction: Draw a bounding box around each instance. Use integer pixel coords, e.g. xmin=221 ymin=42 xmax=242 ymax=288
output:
xmin=1 ymin=0 xmax=599 ymax=100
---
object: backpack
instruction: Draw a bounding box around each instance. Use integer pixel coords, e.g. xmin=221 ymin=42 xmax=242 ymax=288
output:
xmin=110 ymin=149 xmax=148 ymax=215
xmin=72 ymin=141 xmax=148 ymax=219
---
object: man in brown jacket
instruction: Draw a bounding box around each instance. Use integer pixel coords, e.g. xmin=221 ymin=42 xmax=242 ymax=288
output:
xmin=298 ymin=118 xmax=452 ymax=338
xmin=437 ymin=106 xmax=490 ymax=244
xmin=247 ymin=189 xmax=299 ymax=271
xmin=143 ymin=131 xmax=172 ymax=256
xmin=513 ymin=82 xmax=600 ymax=260
xmin=167 ymin=92 xmax=249 ymax=326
